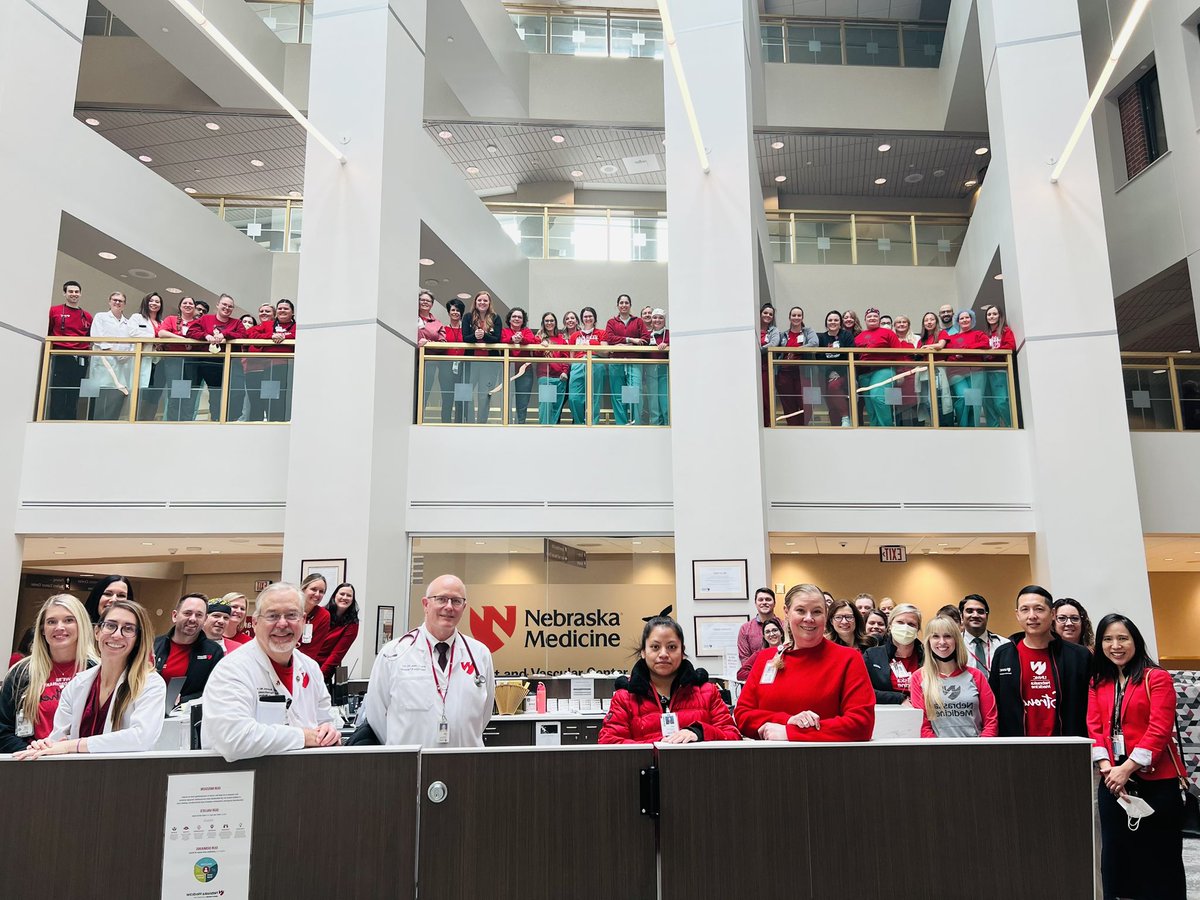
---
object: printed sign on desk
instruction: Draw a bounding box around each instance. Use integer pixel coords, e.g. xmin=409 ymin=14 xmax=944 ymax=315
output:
xmin=161 ymin=771 xmax=254 ymax=900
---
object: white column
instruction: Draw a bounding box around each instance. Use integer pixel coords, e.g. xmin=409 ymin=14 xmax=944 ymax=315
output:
xmin=977 ymin=0 xmax=1156 ymax=647
xmin=663 ymin=0 xmax=772 ymax=655
xmin=281 ymin=0 xmax=426 ymax=675
xmin=0 ymin=0 xmax=89 ymax=655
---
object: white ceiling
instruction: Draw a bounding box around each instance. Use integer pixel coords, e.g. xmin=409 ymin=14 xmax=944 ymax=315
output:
xmin=23 ymin=535 xmax=285 ymax=566
xmin=767 ymin=534 xmax=1030 ymax=555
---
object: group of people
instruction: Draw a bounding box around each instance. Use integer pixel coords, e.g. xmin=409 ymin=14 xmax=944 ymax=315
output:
xmin=46 ymin=281 xmax=296 ymax=422
xmin=760 ymin=302 xmax=1016 ymax=428
xmin=418 ymin=291 xmax=670 ymax=426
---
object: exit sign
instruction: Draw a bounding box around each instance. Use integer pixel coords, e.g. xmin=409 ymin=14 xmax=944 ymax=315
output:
xmin=255 ymin=580 xmax=270 ymax=591
xmin=879 ymin=545 xmax=908 ymax=563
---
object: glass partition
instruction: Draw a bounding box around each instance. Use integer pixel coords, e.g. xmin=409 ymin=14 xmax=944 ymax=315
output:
xmin=549 ymin=15 xmax=608 ymax=56
xmin=785 ymin=22 xmax=843 ymax=65
xmin=769 ymin=212 xmax=967 ymax=267
xmin=902 ymin=26 xmax=945 ymax=68
xmin=510 ymin=13 xmax=549 ymax=53
xmin=490 ymin=206 xmax=667 ymax=262
xmin=611 ymin=17 xmax=664 ymax=59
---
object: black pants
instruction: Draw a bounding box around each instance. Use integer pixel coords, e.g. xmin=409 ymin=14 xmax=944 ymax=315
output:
xmin=1097 ymin=776 xmax=1186 ymax=899
xmin=46 ymin=354 xmax=87 ymax=420
xmin=164 ymin=357 xmax=196 ymax=421
xmin=136 ymin=359 xmax=164 ymax=421
xmin=193 ymin=358 xmax=226 ymax=421
xmin=510 ymin=364 xmax=535 ymax=424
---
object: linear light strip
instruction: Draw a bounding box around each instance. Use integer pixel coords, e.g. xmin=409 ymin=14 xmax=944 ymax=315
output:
xmin=166 ymin=0 xmax=347 ymax=165
xmin=657 ymin=0 xmax=710 ymax=174
xmin=1049 ymin=0 xmax=1151 ymax=184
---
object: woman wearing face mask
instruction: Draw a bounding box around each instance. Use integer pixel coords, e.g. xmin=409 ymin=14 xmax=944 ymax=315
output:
xmin=15 ymin=600 xmax=165 ymax=758
xmin=776 ymin=306 xmax=819 ymax=426
xmin=864 ymin=610 xmax=888 ymax=640
xmin=0 ymin=594 xmax=97 ymax=752
xmin=1053 ymin=598 xmax=1095 ymax=652
xmin=909 ymin=616 xmax=998 ymax=738
xmin=981 ymin=304 xmax=1016 ymax=427
xmin=318 ymin=583 xmax=360 ymax=680
xmin=536 ymin=312 xmax=569 ymax=425
xmin=944 ymin=309 xmax=990 ymax=427
xmin=645 ymin=309 xmax=670 ymax=426
xmin=416 ymin=291 xmax=446 ymax=421
xmin=461 ymin=291 xmax=504 ymax=423
xmin=567 ymin=307 xmax=606 ymax=425
xmin=863 ymin=603 xmax=924 ymax=705
xmin=1088 ymin=614 xmax=1187 ymax=900
xmin=854 ymin=307 xmax=906 ymax=427
xmin=816 ymin=310 xmax=852 ymax=427
xmin=826 ymin=600 xmax=874 ymax=654
xmin=759 ymin=303 xmax=783 ymax=426
xmin=298 ymin=574 xmax=331 ymax=666
xmin=599 ymin=617 xmax=741 ymax=744
xmin=734 ymin=584 xmax=875 ymax=742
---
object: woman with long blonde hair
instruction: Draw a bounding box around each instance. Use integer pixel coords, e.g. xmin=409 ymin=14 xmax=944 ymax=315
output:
xmin=15 ymin=600 xmax=165 ymax=758
xmin=0 ymin=594 xmax=96 ymax=752
xmin=461 ymin=290 xmax=503 ymax=422
xmin=908 ymin=615 xmax=997 ymax=738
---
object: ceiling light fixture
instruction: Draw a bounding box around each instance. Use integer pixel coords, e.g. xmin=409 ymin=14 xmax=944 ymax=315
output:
xmin=994 ymin=273 xmax=1004 ymax=280
xmin=288 ymin=190 xmax=302 ymax=198
xmin=551 ymin=134 xmax=566 ymax=143
xmin=974 ymin=147 xmax=989 ymax=155
xmin=877 ymin=143 xmax=892 ymax=152
xmin=1050 ymin=0 xmax=1150 ymax=183
xmin=570 ymin=170 xmax=583 ymax=177
xmin=964 ymin=179 xmax=978 ymax=187
xmin=166 ymin=287 xmax=182 ymax=293
xmin=438 ymin=130 xmax=453 ymax=139
xmin=486 ymin=145 xmax=499 ymax=154
xmin=138 ymin=154 xmax=153 ymax=162
xmin=184 ymin=187 xmax=197 ymax=194
xmin=657 ymin=0 xmax=710 ymax=174
xmin=98 ymin=251 xmax=117 ymax=260
xmin=205 ymin=121 xmax=220 ymax=131
xmin=874 ymin=177 xmax=887 ymax=185
xmin=1152 ymin=368 xmax=1167 ymax=375
xmin=457 ymin=292 xmax=471 ymax=300
xmin=774 ymin=175 xmax=787 ymax=183
xmin=84 ymin=117 xmax=100 ymax=127
xmin=165 ymin=0 xmax=347 ymax=164
xmin=419 ymin=258 xmax=435 ymax=266
xmin=1178 ymin=349 xmax=1193 ymax=354
xmin=250 ymin=159 xmax=264 ymax=167
xmin=466 ymin=166 xmax=479 ymax=174
xmin=771 ymin=140 xmax=785 ymax=150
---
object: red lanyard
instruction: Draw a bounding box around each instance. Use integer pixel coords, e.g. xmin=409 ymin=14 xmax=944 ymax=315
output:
xmin=425 ymin=637 xmax=457 ymax=703
xmin=969 ymin=637 xmax=992 ymax=671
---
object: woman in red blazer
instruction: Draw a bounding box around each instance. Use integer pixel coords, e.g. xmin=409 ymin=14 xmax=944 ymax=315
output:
xmin=318 ymin=582 xmax=359 ymax=681
xmin=599 ymin=617 xmax=740 ymax=744
xmin=1087 ymin=613 xmax=1186 ymax=900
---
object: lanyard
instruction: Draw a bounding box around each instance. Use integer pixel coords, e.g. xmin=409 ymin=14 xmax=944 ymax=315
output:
xmin=1111 ymin=676 xmax=1127 ymax=736
xmin=968 ymin=635 xmax=992 ymax=671
xmin=426 ymin=637 xmax=457 ymax=706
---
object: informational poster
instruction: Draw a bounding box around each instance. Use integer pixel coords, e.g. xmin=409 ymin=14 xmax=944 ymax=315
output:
xmin=694 ymin=617 xmax=744 ymax=656
xmin=161 ymin=771 xmax=254 ymax=900
xmin=692 ymin=559 xmax=749 ymax=600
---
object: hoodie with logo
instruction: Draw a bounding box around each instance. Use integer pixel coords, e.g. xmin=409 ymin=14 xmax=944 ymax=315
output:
xmin=988 ymin=633 xmax=1090 ymax=737
xmin=909 ymin=666 xmax=998 ymax=738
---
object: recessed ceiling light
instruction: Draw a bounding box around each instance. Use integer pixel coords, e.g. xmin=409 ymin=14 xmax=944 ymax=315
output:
xmin=97 ymin=251 xmax=117 ymax=260
xmin=600 ymin=164 xmax=619 ymax=175
xmin=184 ymin=187 xmax=197 ymax=194
xmin=785 ymin=542 xmax=796 ymax=546
xmin=975 ymin=147 xmax=989 ymax=155
xmin=1153 ymin=369 xmax=1167 ymax=375
xmin=632 ymin=541 xmax=642 ymax=545
xmin=138 ymin=154 xmax=153 ymax=162
xmin=994 ymin=273 xmax=1004 ymax=280
xmin=551 ymin=134 xmax=566 ymax=143
xmin=651 ymin=550 xmax=661 ymax=554
xmin=142 ymin=541 xmax=155 ymax=546
xmin=805 ymin=160 xmax=813 ymax=166
xmin=424 ymin=278 xmax=437 ymax=287
xmin=288 ymin=190 xmax=302 ymax=198
xmin=474 ymin=541 xmax=485 ymax=545
xmin=250 ymin=159 xmax=264 ymax=167
xmin=965 ymin=179 xmax=978 ymax=187
xmin=570 ymin=170 xmax=584 ymax=177
xmin=874 ymin=177 xmax=887 ymax=185
xmin=161 ymin=26 xmax=169 ymax=32
xmin=1165 ymin=557 xmax=1174 ymax=561
xmin=166 ymin=287 xmax=182 ymax=293
xmin=509 ymin=549 xmax=519 ymax=553
xmin=419 ymin=258 xmax=435 ymax=266
xmin=790 ymin=551 xmax=798 ymax=555
xmin=486 ymin=145 xmax=499 ymax=154
xmin=465 ymin=166 xmax=479 ymax=175
xmin=774 ymin=175 xmax=787 ymax=183
xmin=205 ymin=122 xmax=220 ymax=131
xmin=210 ymin=550 xmax=221 ymax=554
xmin=771 ymin=140 xmax=785 ymax=150
xmin=661 ymin=138 xmax=666 ymax=146
xmin=904 ymin=173 xmax=924 ymax=183
xmin=438 ymin=130 xmax=453 ymax=139
xmin=877 ymin=143 xmax=892 ymax=152
xmin=933 ymin=169 xmax=946 ymax=177
xmin=457 ymin=293 xmax=471 ymax=300
xmin=84 ymin=117 xmax=100 ymax=127
xmin=938 ymin=542 xmax=949 ymax=546
xmin=1178 ymin=349 xmax=1192 ymax=354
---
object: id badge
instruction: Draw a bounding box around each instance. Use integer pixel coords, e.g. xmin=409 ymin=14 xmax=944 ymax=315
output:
xmin=660 ymin=713 xmax=679 ymax=738
xmin=759 ymin=664 xmax=777 ymax=685
xmin=301 ymin=623 xmax=313 ymax=644
xmin=14 ymin=709 xmax=33 ymax=738
xmin=1113 ymin=734 xmax=1126 ymax=760
xmin=437 ymin=718 xmax=450 ymax=745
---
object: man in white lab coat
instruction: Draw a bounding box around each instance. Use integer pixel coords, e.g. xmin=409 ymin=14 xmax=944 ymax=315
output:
xmin=202 ymin=583 xmax=342 ymax=761
xmin=363 ymin=574 xmax=495 ymax=748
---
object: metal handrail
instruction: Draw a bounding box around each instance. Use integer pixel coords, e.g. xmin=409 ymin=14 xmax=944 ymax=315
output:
xmin=1120 ymin=351 xmax=1200 ymax=432
xmin=193 ymin=194 xmax=302 ymax=253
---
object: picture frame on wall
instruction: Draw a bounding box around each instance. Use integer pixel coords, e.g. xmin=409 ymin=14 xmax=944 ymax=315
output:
xmin=694 ymin=614 xmax=749 ymax=656
xmin=300 ymin=558 xmax=346 ymax=590
xmin=692 ymin=559 xmax=749 ymax=601
xmin=376 ymin=605 xmax=395 ymax=653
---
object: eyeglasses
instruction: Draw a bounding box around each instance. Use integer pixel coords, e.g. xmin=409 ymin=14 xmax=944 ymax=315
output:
xmin=428 ymin=595 xmax=467 ymax=609
xmin=1055 ymin=615 xmax=1081 ymax=624
xmin=260 ymin=612 xmax=303 ymax=624
xmin=832 ymin=615 xmax=856 ymax=623
xmin=98 ymin=621 xmax=138 ymax=637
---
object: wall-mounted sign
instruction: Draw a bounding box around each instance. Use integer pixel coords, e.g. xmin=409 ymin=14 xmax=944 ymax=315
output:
xmin=161 ymin=771 xmax=254 ymax=900
xmin=254 ymin=580 xmax=270 ymax=592
xmin=545 ymin=539 xmax=587 ymax=569
xmin=879 ymin=545 xmax=908 ymax=563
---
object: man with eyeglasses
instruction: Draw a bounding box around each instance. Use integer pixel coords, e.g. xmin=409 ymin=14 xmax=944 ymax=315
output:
xmin=362 ymin=574 xmax=495 ymax=748
xmin=958 ymin=594 xmax=1008 ymax=677
xmin=154 ymin=593 xmax=224 ymax=706
xmin=203 ymin=583 xmax=341 ymax=761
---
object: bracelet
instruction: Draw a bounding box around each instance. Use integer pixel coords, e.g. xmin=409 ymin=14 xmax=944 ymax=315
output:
xmin=75 ymin=739 xmax=81 ymax=754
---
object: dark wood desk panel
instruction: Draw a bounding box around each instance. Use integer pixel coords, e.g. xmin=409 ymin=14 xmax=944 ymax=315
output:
xmin=419 ymin=746 xmax=656 ymax=900
xmin=658 ymin=741 xmax=1094 ymax=900
xmin=0 ymin=750 xmax=418 ymax=900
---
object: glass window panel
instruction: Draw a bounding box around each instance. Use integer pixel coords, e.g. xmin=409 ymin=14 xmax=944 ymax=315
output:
xmin=288 ymin=205 xmax=303 ymax=253
xmin=494 ymin=213 xmax=545 ymax=258
xmin=794 ymin=218 xmax=853 ymax=264
xmin=301 ymin=3 xmax=313 ymax=43
xmin=760 ymin=24 xmax=785 ymax=63
xmin=510 ymin=14 xmax=548 ymax=54
xmin=785 ymin=24 xmax=843 ymax=65
xmin=548 ymin=214 xmax=608 ymax=260
xmin=767 ymin=218 xmax=792 ymax=263
xmin=248 ymin=3 xmax=302 ymax=43
xmin=845 ymin=25 xmax=901 ymax=67
xmin=550 ymin=16 xmax=607 ymax=57
xmin=915 ymin=221 xmax=967 ymax=267
xmin=1179 ymin=366 xmax=1200 ymax=430
xmin=902 ymin=26 xmax=945 ymax=68
xmin=1122 ymin=367 xmax=1177 ymax=430
xmin=854 ymin=220 xmax=911 ymax=265
xmin=611 ymin=217 xmax=667 ymax=262
xmin=611 ymin=18 xmax=664 ymax=60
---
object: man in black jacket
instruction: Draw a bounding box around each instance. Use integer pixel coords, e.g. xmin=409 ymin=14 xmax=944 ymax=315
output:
xmin=989 ymin=585 xmax=1090 ymax=737
xmin=154 ymin=593 xmax=224 ymax=705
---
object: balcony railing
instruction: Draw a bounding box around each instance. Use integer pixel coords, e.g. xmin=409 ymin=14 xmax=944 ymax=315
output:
xmin=194 ymin=195 xmax=303 ymax=253
xmin=487 ymin=203 xmax=667 ymax=262
xmin=246 ymin=0 xmax=312 ymax=44
xmin=764 ymin=347 xmax=1018 ymax=428
xmin=1122 ymin=353 xmax=1200 ymax=431
xmin=418 ymin=344 xmax=669 ymax=426
xmin=37 ymin=338 xmax=294 ymax=424
xmin=766 ymin=210 xmax=967 ymax=267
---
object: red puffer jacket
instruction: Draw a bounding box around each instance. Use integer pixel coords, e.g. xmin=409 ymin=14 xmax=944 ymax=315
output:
xmin=599 ymin=660 xmax=741 ymax=744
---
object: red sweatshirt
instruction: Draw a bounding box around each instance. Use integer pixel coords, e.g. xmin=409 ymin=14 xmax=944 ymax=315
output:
xmin=319 ymin=619 xmax=359 ymax=677
xmin=537 ymin=334 xmax=569 ymax=378
xmin=501 ymin=327 xmax=538 ymax=359
xmin=443 ymin=325 xmax=465 ymax=357
xmin=603 ymin=315 xmax=649 ymax=359
xmin=48 ymin=304 xmax=93 ymax=350
xmin=300 ymin=604 xmax=331 ymax=666
xmin=244 ymin=319 xmax=296 ymax=371
xmin=734 ymin=639 xmax=875 ymax=742
xmin=945 ymin=328 xmax=991 ymax=378
xmin=186 ymin=313 xmax=247 ymax=344
xmin=854 ymin=326 xmax=907 ymax=363
xmin=646 ymin=329 xmax=669 ymax=360
xmin=983 ymin=325 xmax=1016 ymax=361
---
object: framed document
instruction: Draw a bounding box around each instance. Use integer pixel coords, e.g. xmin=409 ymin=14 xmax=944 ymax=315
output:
xmin=694 ymin=614 xmax=749 ymax=656
xmin=692 ymin=559 xmax=749 ymax=601
xmin=300 ymin=558 xmax=346 ymax=589
xmin=376 ymin=605 xmax=395 ymax=653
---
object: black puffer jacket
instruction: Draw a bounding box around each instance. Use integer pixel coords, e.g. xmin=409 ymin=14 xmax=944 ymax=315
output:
xmin=863 ymin=637 xmax=925 ymax=704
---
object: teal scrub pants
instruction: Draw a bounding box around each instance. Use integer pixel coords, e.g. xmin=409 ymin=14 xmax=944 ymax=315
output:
xmin=610 ymin=363 xmax=642 ymax=424
xmin=645 ymin=364 xmax=669 ymax=425
xmin=568 ymin=362 xmax=605 ymax=424
xmin=950 ymin=371 xmax=985 ymax=427
xmin=537 ymin=376 xmax=567 ymax=425
xmin=857 ymin=367 xmax=895 ymax=427
xmin=984 ymin=370 xmax=1010 ymax=427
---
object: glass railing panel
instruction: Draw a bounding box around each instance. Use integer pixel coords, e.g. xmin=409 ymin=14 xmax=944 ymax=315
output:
xmin=768 ymin=218 xmax=792 ymax=264
xmin=592 ymin=356 xmax=667 ymax=426
xmin=611 ymin=17 xmax=664 ymax=60
xmin=852 ymin=358 xmax=915 ymax=427
xmin=854 ymin=219 xmax=913 ymax=266
xmin=288 ymin=205 xmax=303 ymax=253
xmin=547 ymin=211 xmax=608 ymax=260
xmin=933 ymin=359 xmax=1014 ymax=428
xmin=232 ymin=353 xmax=294 ymax=422
xmin=549 ymin=15 xmax=608 ymax=57
xmin=510 ymin=13 xmax=549 ymax=53
xmin=609 ymin=215 xmax=667 ymax=262
xmin=902 ymin=25 xmax=945 ymax=68
xmin=760 ymin=24 xmax=785 ymax=62
xmin=845 ymin=25 xmax=902 ymax=66
xmin=248 ymin=2 xmax=302 ymax=43
xmin=785 ymin=23 xmax=844 ymax=65
xmin=793 ymin=217 xmax=853 ymax=264
xmin=771 ymin=358 xmax=842 ymax=427
xmin=493 ymin=212 xmax=545 ymax=258
xmin=914 ymin=220 xmax=967 ymax=267
xmin=1122 ymin=365 xmax=1177 ymax=430
xmin=1178 ymin=365 xmax=1200 ymax=430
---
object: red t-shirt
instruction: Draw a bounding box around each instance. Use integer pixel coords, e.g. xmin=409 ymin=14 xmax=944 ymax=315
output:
xmin=1017 ymin=641 xmax=1058 ymax=736
xmin=269 ymin=657 xmax=294 ymax=696
xmin=36 ymin=661 xmax=79 ymax=739
xmin=889 ymin=653 xmax=921 ymax=696
xmin=162 ymin=640 xmax=191 ymax=680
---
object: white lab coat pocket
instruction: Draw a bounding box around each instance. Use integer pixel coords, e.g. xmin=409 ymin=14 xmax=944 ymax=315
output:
xmin=394 ymin=672 xmax=435 ymax=711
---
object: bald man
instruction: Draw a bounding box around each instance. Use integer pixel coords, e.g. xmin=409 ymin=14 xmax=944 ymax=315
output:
xmin=362 ymin=574 xmax=495 ymax=748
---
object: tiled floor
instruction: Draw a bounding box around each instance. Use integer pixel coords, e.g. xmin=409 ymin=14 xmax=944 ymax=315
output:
xmin=1185 ymin=837 xmax=1199 ymax=894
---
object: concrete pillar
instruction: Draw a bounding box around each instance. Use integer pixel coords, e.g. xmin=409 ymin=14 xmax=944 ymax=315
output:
xmin=281 ymin=0 xmax=426 ymax=675
xmin=977 ymin=0 xmax=1156 ymax=648
xmin=662 ymin=0 xmax=772 ymax=659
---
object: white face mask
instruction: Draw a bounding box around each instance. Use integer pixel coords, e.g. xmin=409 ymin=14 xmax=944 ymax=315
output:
xmin=890 ymin=623 xmax=918 ymax=646
xmin=1117 ymin=794 xmax=1155 ymax=825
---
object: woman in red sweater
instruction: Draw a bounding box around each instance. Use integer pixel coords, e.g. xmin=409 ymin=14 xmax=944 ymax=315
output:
xmin=1088 ymin=613 xmax=1187 ymax=899
xmin=734 ymin=584 xmax=875 ymax=742
xmin=944 ymin=309 xmax=990 ymax=427
xmin=536 ymin=312 xmax=569 ymax=425
xmin=318 ymin=582 xmax=359 ymax=681
xmin=502 ymin=308 xmax=538 ymax=425
xmin=244 ymin=298 xmax=297 ymax=422
xmin=299 ymin=573 xmax=331 ymax=666
xmin=599 ymin=617 xmax=740 ymax=744
xmin=981 ymin=304 xmax=1016 ymax=427
xmin=853 ymin=307 xmax=906 ymax=427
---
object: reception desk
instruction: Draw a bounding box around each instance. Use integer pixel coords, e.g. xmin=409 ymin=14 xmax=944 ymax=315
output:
xmin=0 ymin=738 xmax=1093 ymax=900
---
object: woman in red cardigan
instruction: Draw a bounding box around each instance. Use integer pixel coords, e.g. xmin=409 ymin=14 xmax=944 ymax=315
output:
xmin=599 ymin=617 xmax=740 ymax=744
xmin=981 ymin=304 xmax=1016 ymax=427
xmin=735 ymin=583 xmax=875 ymax=742
xmin=1087 ymin=613 xmax=1186 ymax=900
xmin=318 ymin=582 xmax=359 ymax=681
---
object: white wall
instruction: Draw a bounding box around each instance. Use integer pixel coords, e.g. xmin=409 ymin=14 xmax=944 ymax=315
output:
xmin=764 ymin=64 xmax=945 ymax=131
xmin=773 ymin=263 xmax=961 ymax=323
xmin=529 ymin=56 xmax=664 ymax=124
xmin=528 ymin=259 xmax=669 ymax=319
xmin=1131 ymin=433 xmax=1200 ymax=533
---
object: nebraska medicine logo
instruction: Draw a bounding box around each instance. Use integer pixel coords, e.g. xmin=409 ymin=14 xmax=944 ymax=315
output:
xmin=469 ymin=605 xmax=623 ymax=651
xmin=1030 ymin=660 xmax=1047 ymax=676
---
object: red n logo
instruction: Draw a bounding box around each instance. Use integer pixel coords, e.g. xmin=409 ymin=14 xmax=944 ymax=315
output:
xmin=469 ymin=605 xmax=517 ymax=653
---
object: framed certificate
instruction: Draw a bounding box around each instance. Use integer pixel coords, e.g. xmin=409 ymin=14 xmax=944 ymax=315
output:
xmin=376 ymin=605 xmax=395 ymax=653
xmin=692 ymin=559 xmax=749 ymax=601
xmin=694 ymin=614 xmax=749 ymax=656
xmin=301 ymin=558 xmax=346 ymax=589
